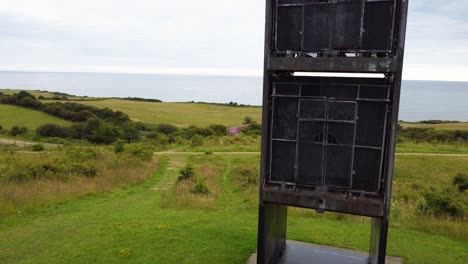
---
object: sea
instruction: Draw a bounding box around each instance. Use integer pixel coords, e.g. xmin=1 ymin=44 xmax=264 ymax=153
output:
xmin=0 ymin=71 xmax=467 ymax=122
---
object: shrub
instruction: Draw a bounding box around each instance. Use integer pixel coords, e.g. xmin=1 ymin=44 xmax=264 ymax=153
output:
xmin=453 ymin=173 xmax=468 ymax=192
xmin=32 ymin=143 xmax=45 ymax=152
xmin=81 ymin=165 xmax=98 ymax=178
xmin=192 ymin=177 xmax=209 ymax=194
xmin=122 ymin=125 xmax=140 ymax=142
xmin=178 ymin=164 xmax=194 ymax=181
xmin=114 ymin=140 xmax=125 ymax=154
xmin=125 ymin=144 xmax=153 ymax=160
xmin=208 ymin=124 xmax=227 ymax=136
xmin=417 ymin=187 xmax=466 ymax=218
xmin=243 ymin=116 xmax=254 ymax=125
xmin=237 ymin=167 xmax=259 ymax=186
xmin=190 ymin=135 xmax=204 ymax=147
xmin=87 ymin=122 xmax=120 ymax=144
xmin=242 ymin=121 xmax=262 ymax=135
xmin=36 ymin=123 xmax=71 ymax=138
xmin=9 ymin=126 xmax=28 ymax=136
xmin=157 ymin=124 xmax=178 ymax=135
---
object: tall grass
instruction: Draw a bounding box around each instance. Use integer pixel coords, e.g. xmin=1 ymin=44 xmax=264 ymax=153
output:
xmin=0 ymin=149 xmax=158 ymax=216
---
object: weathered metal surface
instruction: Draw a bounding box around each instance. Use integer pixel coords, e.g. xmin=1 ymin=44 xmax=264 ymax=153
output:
xmin=263 ymin=186 xmax=385 ymax=217
xmin=268 ymin=57 xmax=398 ymax=73
xmin=258 ymin=0 xmax=409 ymax=263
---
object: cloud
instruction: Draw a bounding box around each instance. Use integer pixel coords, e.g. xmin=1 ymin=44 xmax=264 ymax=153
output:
xmin=0 ymin=0 xmax=467 ymax=81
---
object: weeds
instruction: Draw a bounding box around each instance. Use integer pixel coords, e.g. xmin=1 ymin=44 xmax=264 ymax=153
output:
xmin=192 ymin=177 xmax=209 ymax=195
xmin=178 ymin=164 xmax=194 ymax=181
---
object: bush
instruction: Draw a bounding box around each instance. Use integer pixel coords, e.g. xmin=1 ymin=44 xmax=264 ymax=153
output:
xmin=243 ymin=116 xmax=254 ymax=125
xmin=242 ymin=121 xmax=262 ymax=135
xmin=114 ymin=140 xmax=125 ymax=154
xmin=237 ymin=167 xmax=259 ymax=186
xmin=9 ymin=126 xmax=28 ymax=136
xmin=192 ymin=177 xmax=209 ymax=194
xmin=122 ymin=125 xmax=140 ymax=142
xmin=157 ymin=124 xmax=178 ymax=135
xmin=178 ymin=164 xmax=194 ymax=181
xmin=190 ymin=135 xmax=204 ymax=147
xmin=87 ymin=122 xmax=120 ymax=144
xmin=125 ymin=144 xmax=153 ymax=160
xmin=417 ymin=187 xmax=466 ymax=218
xmin=208 ymin=124 xmax=227 ymax=136
xmin=36 ymin=123 xmax=71 ymax=138
xmin=32 ymin=143 xmax=45 ymax=152
xmin=453 ymin=173 xmax=468 ymax=192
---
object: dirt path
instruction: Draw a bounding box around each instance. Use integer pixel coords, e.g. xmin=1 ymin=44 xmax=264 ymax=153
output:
xmin=0 ymin=138 xmax=61 ymax=148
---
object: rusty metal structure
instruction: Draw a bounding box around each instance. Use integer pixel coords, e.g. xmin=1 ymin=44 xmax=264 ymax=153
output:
xmin=257 ymin=1 xmax=408 ymax=263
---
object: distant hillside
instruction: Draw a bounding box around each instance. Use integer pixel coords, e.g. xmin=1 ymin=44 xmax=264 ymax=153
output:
xmin=76 ymin=99 xmax=262 ymax=127
xmin=0 ymin=104 xmax=72 ymax=130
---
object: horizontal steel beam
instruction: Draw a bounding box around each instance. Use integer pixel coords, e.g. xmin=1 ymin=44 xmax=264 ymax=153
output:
xmin=267 ymin=57 xmax=398 ymax=73
xmin=263 ymin=185 xmax=385 ymax=218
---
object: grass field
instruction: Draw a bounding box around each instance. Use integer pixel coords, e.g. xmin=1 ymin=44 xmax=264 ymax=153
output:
xmin=400 ymin=122 xmax=468 ymax=130
xmin=75 ymin=99 xmax=262 ymax=127
xmin=0 ymin=104 xmax=71 ymax=130
xmin=0 ymin=154 xmax=466 ymax=264
xmin=0 ymin=89 xmax=96 ymax=100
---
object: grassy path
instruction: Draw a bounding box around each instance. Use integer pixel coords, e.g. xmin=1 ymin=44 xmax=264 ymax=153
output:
xmin=0 ymin=154 xmax=466 ymax=263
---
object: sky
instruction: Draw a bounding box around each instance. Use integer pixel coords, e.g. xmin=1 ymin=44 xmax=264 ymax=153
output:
xmin=0 ymin=0 xmax=467 ymax=81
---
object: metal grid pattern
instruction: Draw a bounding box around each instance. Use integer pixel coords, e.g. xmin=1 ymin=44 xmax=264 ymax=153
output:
xmin=274 ymin=0 xmax=396 ymax=54
xmin=269 ymin=78 xmax=390 ymax=194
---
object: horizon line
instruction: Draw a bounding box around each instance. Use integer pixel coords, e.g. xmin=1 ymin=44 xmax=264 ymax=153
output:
xmin=1 ymin=67 xmax=468 ymax=82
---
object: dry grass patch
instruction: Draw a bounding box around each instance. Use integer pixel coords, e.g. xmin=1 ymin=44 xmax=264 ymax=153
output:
xmin=0 ymin=150 xmax=159 ymax=216
xmin=160 ymin=162 xmax=221 ymax=210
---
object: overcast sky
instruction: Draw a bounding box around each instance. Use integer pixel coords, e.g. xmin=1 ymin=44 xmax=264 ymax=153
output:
xmin=0 ymin=0 xmax=467 ymax=81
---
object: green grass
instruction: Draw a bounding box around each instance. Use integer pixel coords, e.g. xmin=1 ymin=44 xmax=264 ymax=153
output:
xmin=0 ymin=104 xmax=71 ymax=130
xmin=0 ymin=154 xmax=466 ymax=264
xmin=396 ymin=141 xmax=468 ymax=154
xmin=400 ymin=122 xmax=468 ymax=131
xmin=76 ymin=99 xmax=261 ymax=127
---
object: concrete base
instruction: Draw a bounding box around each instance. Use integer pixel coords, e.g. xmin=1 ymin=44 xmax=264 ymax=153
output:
xmin=248 ymin=240 xmax=403 ymax=264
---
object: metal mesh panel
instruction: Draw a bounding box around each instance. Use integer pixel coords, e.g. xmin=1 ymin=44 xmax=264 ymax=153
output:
xmin=274 ymin=0 xmax=396 ymax=53
xmin=333 ymin=1 xmax=363 ymax=50
xmin=323 ymin=85 xmax=357 ymax=98
xmin=272 ymin=97 xmax=298 ymax=140
xmin=353 ymin=147 xmax=381 ymax=192
xmin=356 ymin=101 xmax=386 ymax=147
xmin=297 ymin=143 xmax=323 ymax=185
xmin=360 ymin=85 xmax=388 ymax=99
xmin=299 ymin=121 xmax=325 ymax=142
xmin=271 ymin=141 xmax=296 ymax=182
xmin=327 ymin=123 xmax=354 ymax=145
xmin=362 ymin=1 xmax=394 ymax=50
xmin=303 ymin=3 xmax=330 ymax=50
xmin=269 ymin=78 xmax=390 ymax=193
xmin=276 ymin=83 xmax=300 ymax=95
xmin=276 ymin=6 xmax=302 ymax=51
xmin=328 ymin=101 xmax=356 ymax=121
xmin=300 ymin=99 xmax=326 ymax=119
xmin=325 ymin=145 xmax=353 ymax=188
